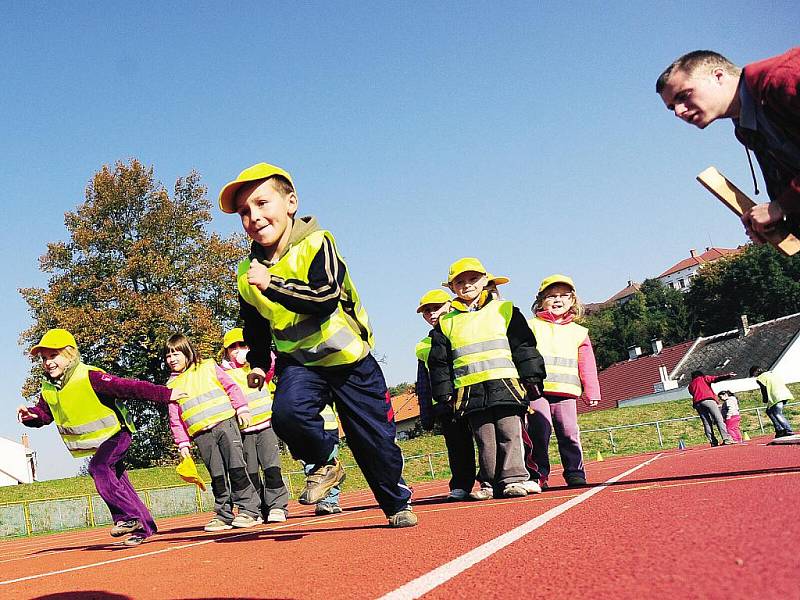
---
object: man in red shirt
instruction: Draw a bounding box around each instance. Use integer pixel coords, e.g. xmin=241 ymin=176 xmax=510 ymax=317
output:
xmin=688 ymin=370 xmax=736 ymax=446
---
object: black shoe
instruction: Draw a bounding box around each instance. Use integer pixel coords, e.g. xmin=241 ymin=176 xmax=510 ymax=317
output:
xmin=565 ymin=476 xmax=587 ymax=487
xmin=123 ymin=533 xmax=146 ymax=547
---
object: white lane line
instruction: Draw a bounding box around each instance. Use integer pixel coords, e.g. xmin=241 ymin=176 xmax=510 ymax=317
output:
xmin=378 ymin=453 xmax=664 ymax=600
xmin=0 ymin=510 xmax=366 ymax=586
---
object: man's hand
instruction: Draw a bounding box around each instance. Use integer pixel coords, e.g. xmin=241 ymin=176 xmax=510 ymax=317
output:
xmin=247 ymin=368 xmax=266 ymax=390
xmin=247 ymin=260 xmax=271 ymax=292
xmin=169 ymin=389 xmax=188 ymax=403
xmin=17 ymin=405 xmax=36 ymax=423
xmin=741 ymin=202 xmax=784 ymax=242
xmin=179 ymin=446 xmax=191 ymax=459
xmin=238 ymin=412 xmax=252 ymax=429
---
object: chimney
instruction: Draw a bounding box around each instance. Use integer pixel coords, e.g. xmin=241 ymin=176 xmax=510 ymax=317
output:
xmin=627 ymin=345 xmax=642 ymax=360
xmin=690 ymin=249 xmax=698 ymax=258
xmin=651 ymin=339 xmax=663 ymax=355
xmin=737 ymin=314 xmax=750 ymax=337
xmin=658 ymin=365 xmax=669 ymax=383
xmin=21 ymin=434 xmax=30 ymax=448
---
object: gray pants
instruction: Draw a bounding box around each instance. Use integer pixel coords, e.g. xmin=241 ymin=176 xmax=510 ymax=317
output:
xmin=695 ymin=400 xmax=731 ymax=446
xmin=242 ymin=426 xmax=289 ymax=517
xmin=468 ymin=406 xmax=528 ymax=489
xmin=194 ymin=417 xmax=260 ymax=521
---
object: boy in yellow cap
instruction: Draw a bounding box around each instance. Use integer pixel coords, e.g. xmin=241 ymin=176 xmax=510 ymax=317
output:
xmin=18 ymin=329 xmax=186 ymax=547
xmin=219 ymin=163 xmax=415 ymax=527
xmin=428 ymin=258 xmax=546 ymax=499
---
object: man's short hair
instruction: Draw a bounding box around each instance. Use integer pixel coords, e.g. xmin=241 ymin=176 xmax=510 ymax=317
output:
xmin=656 ymin=50 xmax=741 ymax=93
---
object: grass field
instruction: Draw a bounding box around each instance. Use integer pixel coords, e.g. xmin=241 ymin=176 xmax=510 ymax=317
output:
xmin=2 ymin=385 xmax=796 ymax=505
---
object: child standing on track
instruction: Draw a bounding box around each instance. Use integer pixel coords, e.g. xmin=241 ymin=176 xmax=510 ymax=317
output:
xmin=164 ymin=333 xmax=262 ymax=532
xmin=17 ymin=329 xmax=185 ymax=547
xmin=526 ymin=275 xmax=600 ymax=488
xmin=750 ymin=366 xmax=795 ymax=438
xmin=428 ymin=258 xmax=546 ymax=499
xmin=415 ymin=288 xmax=477 ymax=501
xmin=688 ymin=370 xmax=736 ymax=447
xmin=219 ymin=162 xmax=415 ymax=527
xmin=718 ymin=390 xmax=742 ymax=442
xmin=220 ymin=328 xmax=290 ymax=523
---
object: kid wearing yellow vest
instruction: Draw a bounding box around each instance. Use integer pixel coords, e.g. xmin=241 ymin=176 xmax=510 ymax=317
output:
xmin=17 ymin=329 xmax=185 ymax=547
xmin=219 ymin=163 xmax=415 ymax=527
xmin=750 ymin=365 xmax=795 ymax=438
xmin=164 ymin=333 xmax=262 ymax=532
xmin=221 ymin=328 xmax=290 ymax=522
xmin=428 ymin=258 xmax=546 ymax=499
xmin=527 ymin=275 xmax=600 ymax=488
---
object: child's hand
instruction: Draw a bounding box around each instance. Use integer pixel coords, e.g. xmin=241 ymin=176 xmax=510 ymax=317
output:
xmin=238 ymin=412 xmax=252 ymax=429
xmin=247 ymin=260 xmax=271 ymax=291
xmin=17 ymin=405 xmax=36 ymax=422
xmin=247 ymin=368 xmax=266 ymax=390
xmin=169 ymin=389 xmax=188 ymax=403
xmin=179 ymin=447 xmax=191 ymax=459
xmin=584 ymin=397 xmax=599 ymax=407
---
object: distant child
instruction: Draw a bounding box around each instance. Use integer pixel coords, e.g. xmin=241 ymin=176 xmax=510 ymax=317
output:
xmin=164 ymin=333 xmax=262 ymax=532
xmin=527 ymin=275 xmax=600 ymax=488
xmin=750 ymin=366 xmax=795 ymax=438
xmin=717 ymin=390 xmax=742 ymax=442
xmin=415 ymin=288 xmax=477 ymax=500
xmin=219 ymin=163 xmax=415 ymax=527
xmin=17 ymin=329 xmax=185 ymax=547
xmin=220 ymin=328 xmax=289 ymax=523
xmin=428 ymin=258 xmax=546 ymax=499
xmin=688 ymin=370 xmax=736 ymax=446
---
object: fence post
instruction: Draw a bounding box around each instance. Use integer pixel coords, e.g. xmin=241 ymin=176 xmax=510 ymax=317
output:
xmin=23 ymin=501 xmax=32 ymax=536
xmin=87 ymin=493 xmax=96 ymax=528
xmin=608 ymin=430 xmax=617 ymax=453
xmin=655 ymin=421 xmax=664 ymax=448
xmin=427 ymin=454 xmax=435 ymax=479
xmin=757 ymin=408 xmax=765 ymax=433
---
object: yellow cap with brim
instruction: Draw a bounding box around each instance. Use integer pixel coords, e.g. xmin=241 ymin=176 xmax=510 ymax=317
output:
xmin=487 ymin=273 xmax=510 ymax=286
xmin=538 ymin=274 xmax=576 ymax=294
xmin=222 ymin=328 xmax=244 ymax=349
xmin=416 ymin=289 xmax=452 ymax=313
xmin=175 ymin=455 xmax=206 ymax=491
xmin=30 ymin=329 xmax=77 ymax=356
xmin=218 ymin=163 xmax=295 ymax=214
xmin=443 ymin=257 xmax=487 ymax=285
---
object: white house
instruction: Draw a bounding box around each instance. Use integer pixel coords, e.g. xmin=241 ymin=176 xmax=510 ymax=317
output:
xmin=656 ymin=247 xmax=742 ymax=293
xmin=0 ymin=434 xmax=36 ymax=486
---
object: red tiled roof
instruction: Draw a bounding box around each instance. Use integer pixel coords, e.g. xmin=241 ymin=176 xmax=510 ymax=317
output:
xmin=604 ymin=281 xmax=641 ymax=304
xmin=597 ymin=340 xmax=695 ymax=406
xmin=391 ymin=392 xmax=421 ymax=423
xmin=657 ymin=247 xmax=742 ymax=278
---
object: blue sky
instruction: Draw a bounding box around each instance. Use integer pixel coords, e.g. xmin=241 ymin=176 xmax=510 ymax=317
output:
xmin=1 ymin=2 xmax=795 ymax=480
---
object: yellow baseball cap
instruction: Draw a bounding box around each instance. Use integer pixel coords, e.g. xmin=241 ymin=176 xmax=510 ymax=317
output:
xmin=416 ymin=289 xmax=452 ymax=313
xmin=31 ymin=329 xmax=77 ymax=356
xmin=218 ymin=162 xmax=295 ymax=214
xmin=538 ymin=274 xmax=576 ymax=294
xmin=444 ymin=257 xmax=487 ymax=284
xmin=222 ymin=328 xmax=245 ymax=349
xmin=487 ymin=273 xmax=510 ymax=285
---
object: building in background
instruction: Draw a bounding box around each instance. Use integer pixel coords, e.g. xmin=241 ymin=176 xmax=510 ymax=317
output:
xmin=656 ymin=247 xmax=742 ymax=293
xmin=0 ymin=434 xmax=36 ymax=486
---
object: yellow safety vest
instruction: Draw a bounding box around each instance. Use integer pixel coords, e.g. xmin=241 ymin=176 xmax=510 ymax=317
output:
xmin=439 ymin=300 xmax=519 ymax=388
xmin=237 ymin=230 xmax=373 ymax=368
xmin=167 ymin=359 xmax=235 ymax=437
xmin=415 ymin=336 xmax=432 ymax=366
xmin=225 ymin=366 xmax=274 ymax=428
xmin=41 ymin=363 xmax=133 ymax=458
xmin=756 ymin=372 xmax=794 ymax=408
xmin=528 ymin=317 xmax=586 ymax=397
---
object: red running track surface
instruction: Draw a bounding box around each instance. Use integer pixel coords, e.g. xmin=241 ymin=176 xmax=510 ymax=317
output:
xmin=0 ymin=436 xmax=797 ymax=600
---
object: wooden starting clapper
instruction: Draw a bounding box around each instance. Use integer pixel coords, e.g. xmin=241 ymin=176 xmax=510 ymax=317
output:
xmin=696 ymin=166 xmax=800 ymax=256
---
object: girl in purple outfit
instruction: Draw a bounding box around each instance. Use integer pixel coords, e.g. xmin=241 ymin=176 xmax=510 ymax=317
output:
xmin=17 ymin=329 xmax=185 ymax=547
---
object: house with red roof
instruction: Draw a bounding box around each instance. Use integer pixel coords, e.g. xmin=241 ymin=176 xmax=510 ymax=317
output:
xmin=656 ymin=247 xmax=742 ymax=293
xmin=390 ymin=392 xmax=421 ymax=439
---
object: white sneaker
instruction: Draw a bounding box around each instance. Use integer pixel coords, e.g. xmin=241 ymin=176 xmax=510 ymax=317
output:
xmin=503 ymin=482 xmax=529 ymax=498
xmin=267 ymin=508 xmax=287 ymax=523
xmin=446 ymin=489 xmax=469 ymax=501
xmin=231 ymin=513 xmax=262 ymax=528
xmin=204 ymin=517 xmax=233 ymax=532
xmin=520 ymin=480 xmax=542 ymax=494
xmin=469 ymin=486 xmax=494 ymax=501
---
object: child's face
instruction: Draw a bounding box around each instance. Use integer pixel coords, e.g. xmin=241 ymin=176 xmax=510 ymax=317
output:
xmin=235 ymin=179 xmax=298 ymax=250
xmin=165 ymin=348 xmax=188 ymax=373
xmin=540 ymin=283 xmax=575 ymax=317
xmin=449 ymin=271 xmax=488 ymax=304
xmin=420 ymin=302 xmax=450 ymax=327
xmin=225 ymin=341 xmax=249 ymax=365
xmin=39 ymin=348 xmax=70 ymax=379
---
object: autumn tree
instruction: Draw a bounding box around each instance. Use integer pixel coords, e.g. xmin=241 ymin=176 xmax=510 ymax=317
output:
xmin=19 ymin=159 xmax=247 ymax=467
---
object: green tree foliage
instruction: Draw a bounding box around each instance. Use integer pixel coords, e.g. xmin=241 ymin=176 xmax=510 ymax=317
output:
xmin=685 ymin=244 xmax=800 ymax=335
xmin=388 ymin=382 xmax=414 ymax=397
xmin=19 ymin=159 xmax=247 ymax=467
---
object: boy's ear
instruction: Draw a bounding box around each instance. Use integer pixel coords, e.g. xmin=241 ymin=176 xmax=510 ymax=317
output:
xmin=287 ymin=192 xmax=299 ymax=217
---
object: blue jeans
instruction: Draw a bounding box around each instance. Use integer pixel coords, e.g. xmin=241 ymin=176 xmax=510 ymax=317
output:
xmin=766 ymin=401 xmax=793 ymax=435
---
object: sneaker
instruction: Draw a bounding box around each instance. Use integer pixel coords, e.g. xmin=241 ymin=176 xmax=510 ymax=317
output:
xmin=204 ymin=517 xmax=233 ymax=532
xmin=123 ymin=533 xmax=146 ymax=547
xmin=315 ymin=502 xmax=343 ymax=515
xmin=519 ymin=479 xmax=542 ymax=494
xmin=503 ymin=483 xmax=529 ymax=497
xmin=469 ymin=486 xmax=494 ymax=501
xmin=231 ymin=513 xmax=262 ymax=528
xmin=565 ymin=476 xmax=588 ymax=487
xmin=722 ymin=438 xmax=737 ymax=445
xmin=446 ymin=489 xmax=469 ymax=501
xmin=110 ymin=519 xmax=143 ymax=537
xmin=267 ymin=508 xmax=288 ymax=523
xmin=299 ymin=460 xmax=346 ymax=505
xmin=387 ymin=508 xmax=418 ymax=528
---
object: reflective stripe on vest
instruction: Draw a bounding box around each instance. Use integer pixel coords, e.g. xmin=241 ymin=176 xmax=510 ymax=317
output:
xmin=225 ymin=367 xmax=273 ymax=428
xmin=415 ymin=337 xmax=432 ymax=365
xmin=439 ymin=300 xmax=519 ymax=388
xmin=321 ymin=404 xmax=339 ymax=431
xmin=528 ymin=317 xmax=586 ymax=396
xmin=167 ymin=359 xmax=235 ymax=437
xmin=237 ymin=230 xmax=373 ymax=368
xmin=41 ymin=363 xmax=125 ymax=458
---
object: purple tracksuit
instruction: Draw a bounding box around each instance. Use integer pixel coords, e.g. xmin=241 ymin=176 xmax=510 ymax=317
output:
xmin=22 ymin=369 xmax=173 ymax=538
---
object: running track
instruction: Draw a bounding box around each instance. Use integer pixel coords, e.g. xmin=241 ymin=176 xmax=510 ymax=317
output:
xmin=1 ymin=437 xmax=798 ymax=600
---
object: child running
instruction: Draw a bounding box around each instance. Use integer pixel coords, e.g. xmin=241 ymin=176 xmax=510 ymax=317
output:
xmin=428 ymin=258 xmax=546 ymax=499
xmin=164 ymin=333 xmax=262 ymax=531
xmin=219 ymin=162 xmax=415 ymax=527
xmin=17 ymin=329 xmax=185 ymax=547
xmin=526 ymin=275 xmax=600 ymax=488
xmin=220 ymin=328 xmax=290 ymax=523
xmin=750 ymin=366 xmax=795 ymax=438
xmin=415 ymin=288 xmax=477 ymax=500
